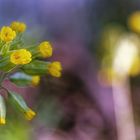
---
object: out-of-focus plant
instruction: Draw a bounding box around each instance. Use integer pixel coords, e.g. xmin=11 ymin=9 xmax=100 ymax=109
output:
xmin=98 ymin=25 xmax=124 ymax=86
xmin=0 ymin=21 xmax=62 ymax=125
xmin=98 ymin=13 xmax=140 ymax=140
xmin=98 ymin=24 xmax=140 ymax=86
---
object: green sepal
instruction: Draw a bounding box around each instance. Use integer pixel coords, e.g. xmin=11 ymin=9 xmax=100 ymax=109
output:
xmin=0 ymin=95 xmax=6 ymax=119
xmin=0 ymin=41 xmax=5 ymax=52
xmin=10 ymin=40 xmax=23 ymax=50
xmin=0 ymin=56 xmax=16 ymax=72
xmin=26 ymin=45 xmax=38 ymax=52
xmin=1 ymin=43 xmax=10 ymax=56
xmin=10 ymin=33 xmax=24 ymax=50
xmin=25 ymin=45 xmax=40 ymax=58
xmin=9 ymin=72 xmax=32 ymax=87
xmin=8 ymin=91 xmax=29 ymax=112
xmin=22 ymin=60 xmax=50 ymax=75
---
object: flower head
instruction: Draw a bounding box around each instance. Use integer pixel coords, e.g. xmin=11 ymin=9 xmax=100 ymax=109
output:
xmin=10 ymin=21 xmax=26 ymax=33
xmin=0 ymin=26 xmax=16 ymax=42
xmin=48 ymin=61 xmax=62 ymax=77
xmin=38 ymin=41 xmax=52 ymax=58
xmin=0 ymin=117 xmax=6 ymax=125
xmin=31 ymin=75 xmax=40 ymax=86
xmin=128 ymin=11 xmax=140 ymax=33
xmin=24 ymin=109 xmax=36 ymax=120
xmin=10 ymin=49 xmax=32 ymax=65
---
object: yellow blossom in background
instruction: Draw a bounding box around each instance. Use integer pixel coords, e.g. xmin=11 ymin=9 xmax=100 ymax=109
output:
xmin=0 ymin=26 xmax=16 ymax=42
xmin=129 ymin=56 xmax=140 ymax=76
xmin=48 ymin=61 xmax=62 ymax=77
xmin=24 ymin=109 xmax=36 ymax=121
xmin=10 ymin=21 xmax=26 ymax=33
xmin=31 ymin=75 xmax=40 ymax=86
xmin=10 ymin=49 xmax=32 ymax=65
xmin=0 ymin=117 xmax=6 ymax=125
xmin=38 ymin=41 xmax=53 ymax=58
xmin=128 ymin=11 xmax=140 ymax=33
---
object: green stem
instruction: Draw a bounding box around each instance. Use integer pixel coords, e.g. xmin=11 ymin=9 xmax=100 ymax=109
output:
xmin=0 ymin=86 xmax=8 ymax=93
xmin=0 ymin=72 xmax=7 ymax=86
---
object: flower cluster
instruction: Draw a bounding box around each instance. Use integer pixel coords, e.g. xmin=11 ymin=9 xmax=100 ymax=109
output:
xmin=0 ymin=21 xmax=62 ymax=124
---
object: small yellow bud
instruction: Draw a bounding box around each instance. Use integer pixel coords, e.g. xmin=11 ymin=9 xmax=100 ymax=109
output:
xmin=48 ymin=61 xmax=62 ymax=77
xmin=10 ymin=21 xmax=26 ymax=33
xmin=0 ymin=117 xmax=6 ymax=125
xmin=128 ymin=11 xmax=140 ymax=33
xmin=24 ymin=109 xmax=36 ymax=121
xmin=10 ymin=49 xmax=32 ymax=65
xmin=38 ymin=41 xmax=53 ymax=58
xmin=0 ymin=26 xmax=16 ymax=42
xmin=31 ymin=75 xmax=40 ymax=86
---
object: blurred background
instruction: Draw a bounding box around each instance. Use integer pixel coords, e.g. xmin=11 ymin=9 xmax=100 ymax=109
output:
xmin=1 ymin=0 xmax=140 ymax=139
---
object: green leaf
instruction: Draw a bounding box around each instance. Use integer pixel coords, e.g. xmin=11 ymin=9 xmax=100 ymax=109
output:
xmin=22 ymin=60 xmax=50 ymax=75
xmin=9 ymin=72 xmax=32 ymax=87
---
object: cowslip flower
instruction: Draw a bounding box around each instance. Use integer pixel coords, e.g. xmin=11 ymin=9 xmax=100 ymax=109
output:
xmin=10 ymin=21 xmax=26 ymax=33
xmin=38 ymin=41 xmax=53 ymax=58
xmin=31 ymin=75 xmax=40 ymax=86
xmin=10 ymin=49 xmax=32 ymax=65
xmin=0 ymin=26 xmax=16 ymax=42
xmin=24 ymin=109 xmax=36 ymax=120
xmin=128 ymin=11 xmax=140 ymax=33
xmin=48 ymin=61 xmax=62 ymax=77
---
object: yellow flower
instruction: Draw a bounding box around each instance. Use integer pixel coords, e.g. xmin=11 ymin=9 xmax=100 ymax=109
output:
xmin=24 ymin=109 xmax=36 ymax=121
xmin=48 ymin=61 xmax=62 ymax=77
xmin=0 ymin=26 xmax=16 ymax=42
xmin=38 ymin=41 xmax=53 ymax=58
xmin=10 ymin=49 xmax=32 ymax=65
xmin=10 ymin=21 xmax=26 ymax=33
xmin=128 ymin=11 xmax=140 ymax=33
xmin=0 ymin=117 xmax=6 ymax=125
xmin=129 ymin=56 xmax=140 ymax=76
xmin=31 ymin=75 xmax=40 ymax=86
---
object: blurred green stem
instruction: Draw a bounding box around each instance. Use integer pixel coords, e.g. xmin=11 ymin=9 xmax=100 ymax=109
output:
xmin=0 ymin=72 xmax=7 ymax=85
